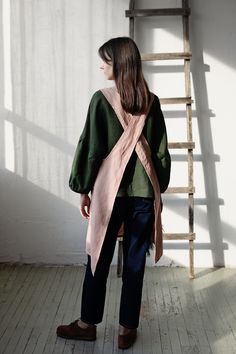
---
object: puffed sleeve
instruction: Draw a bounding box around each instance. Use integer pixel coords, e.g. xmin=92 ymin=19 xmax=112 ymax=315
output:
xmin=151 ymin=96 xmax=171 ymax=193
xmin=69 ymin=91 xmax=107 ymax=194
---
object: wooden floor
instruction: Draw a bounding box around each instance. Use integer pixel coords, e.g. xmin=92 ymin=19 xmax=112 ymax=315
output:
xmin=1 ymin=265 xmax=236 ymax=354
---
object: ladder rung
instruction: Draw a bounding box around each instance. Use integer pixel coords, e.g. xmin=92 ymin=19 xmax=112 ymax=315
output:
xmin=126 ymin=8 xmax=190 ymax=18
xmin=163 ymin=233 xmax=196 ymax=241
xmin=118 ymin=233 xmax=196 ymax=241
xmin=141 ymin=52 xmax=192 ymax=61
xmin=165 ymin=187 xmax=195 ymax=194
xmin=168 ymin=142 xmax=195 ymax=149
xmin=160 ymin=97 xmax=193 ymax=105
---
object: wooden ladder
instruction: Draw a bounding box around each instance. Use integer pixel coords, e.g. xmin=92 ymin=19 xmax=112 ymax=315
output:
xmin=117 ymin=0 xmax=195 ymax=279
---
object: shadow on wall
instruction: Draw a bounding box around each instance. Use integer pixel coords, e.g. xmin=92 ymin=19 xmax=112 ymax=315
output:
xmin=0 ymin=168 xmax=88 ymax=264
xmin=134 ymin=0 xmax=236 ymax=266
xmin=0 ymin=0 xmax=129 ymax=264
xmin=0 ymin=0 xmax=87 ymax=264
xmin=1 ymin=0 xmax=235 ymax=266
xmin=189 ymin=0 xmax=236 ymax=265
xmin=190 ymin=1 xmax=223 ymax=266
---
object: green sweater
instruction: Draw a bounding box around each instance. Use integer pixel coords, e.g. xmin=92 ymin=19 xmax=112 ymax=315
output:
xmin=69 ymin=90 xmax=171 ymax=197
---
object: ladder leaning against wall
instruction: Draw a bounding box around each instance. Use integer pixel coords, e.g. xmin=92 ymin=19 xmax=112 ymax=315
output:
xmin=117 ymin=0 xmax=195 ymax=279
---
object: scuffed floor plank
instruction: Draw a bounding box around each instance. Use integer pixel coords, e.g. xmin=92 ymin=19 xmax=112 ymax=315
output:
xmin=0 ymin=265 xmax=236 ymax=353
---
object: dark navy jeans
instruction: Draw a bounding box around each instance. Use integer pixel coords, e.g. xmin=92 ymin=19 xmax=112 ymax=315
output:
xmin=80 ymin=196 xmax=154 ymax=329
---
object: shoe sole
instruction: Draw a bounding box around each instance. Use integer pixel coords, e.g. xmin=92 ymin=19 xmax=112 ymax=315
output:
xmin=118 ymin=343 xmax=135 ymax=350
xmin=57 ymin=333 xmax=96 ymax=341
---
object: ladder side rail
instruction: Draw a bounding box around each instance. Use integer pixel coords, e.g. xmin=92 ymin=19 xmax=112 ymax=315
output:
xmin=129 ymin=0 xmax=135 ymax=38
xmin=183 ymin=0 xmax=194 ymax=278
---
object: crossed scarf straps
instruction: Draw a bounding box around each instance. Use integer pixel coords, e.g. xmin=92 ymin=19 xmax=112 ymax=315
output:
xmin=86 ymin=87 xmax=163 ymax=274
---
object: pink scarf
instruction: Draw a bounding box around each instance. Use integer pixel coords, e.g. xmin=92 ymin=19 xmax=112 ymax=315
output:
xmin=86 ymin=87 xmax=163 ymax=274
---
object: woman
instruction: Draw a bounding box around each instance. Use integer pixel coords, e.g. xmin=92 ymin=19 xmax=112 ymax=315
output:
xmin=57 ymin=37 xmax=171 ymax=349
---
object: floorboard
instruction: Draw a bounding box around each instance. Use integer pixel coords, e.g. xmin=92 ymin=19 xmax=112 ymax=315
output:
xmin=0 ymin=265 xmax=236 ymax=354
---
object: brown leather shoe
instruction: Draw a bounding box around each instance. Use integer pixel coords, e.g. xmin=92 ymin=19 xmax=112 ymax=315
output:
xmin=56 ymin=320 xmax=96 ymax=341
xmin=118 ymin=327 xmax=137 ymax=349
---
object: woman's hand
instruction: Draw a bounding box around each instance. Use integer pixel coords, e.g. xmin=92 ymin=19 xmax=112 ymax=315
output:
xmin=79 ymin=194 xmax=91 ymax=219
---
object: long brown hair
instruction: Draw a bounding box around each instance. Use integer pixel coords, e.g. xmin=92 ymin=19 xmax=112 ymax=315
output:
xmin=98 ymin=37 xmax=150 ymax=114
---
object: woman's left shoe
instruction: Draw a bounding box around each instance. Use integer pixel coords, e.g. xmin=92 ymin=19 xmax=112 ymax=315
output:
xmin=118 ymin=325 xmax=137 ymax=349
xmin=56 ymin=320 xmax=96 ymax=341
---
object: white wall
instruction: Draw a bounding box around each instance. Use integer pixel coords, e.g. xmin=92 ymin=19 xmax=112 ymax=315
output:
xmin=1 ymin=0 xmax=236 ymax=268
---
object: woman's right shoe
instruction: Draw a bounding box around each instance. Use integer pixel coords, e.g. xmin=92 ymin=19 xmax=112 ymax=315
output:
xmin=118 ymin=327 xmax=137 ymax=349
xmin=56 ymin=320 xmax=96 ymax=341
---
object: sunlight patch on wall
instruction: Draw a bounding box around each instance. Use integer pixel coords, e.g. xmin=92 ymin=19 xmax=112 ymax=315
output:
xmin=26 ymin=133 xmax=70 ymax=200
xmin=4 ymin=121 xmax=15 ymax=172
xmin=152 ymin=27 xmax=183 ymax=53
xmin=3 ymin=0 xmax=12 ymax=111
